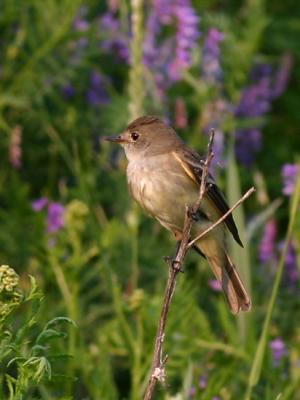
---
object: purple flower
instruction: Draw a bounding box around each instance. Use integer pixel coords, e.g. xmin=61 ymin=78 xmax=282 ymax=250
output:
xmin=143 ymin=11 xmax=162 ymax=67
xmin=272 ymin=53 xmax=293 ymax=99
xmin=199 ymin=374 xmax=208 ymax=389
xmin=235 ymin=77 xmax=272 ymax=118
xmin=234 ymin=59 xmax=291 ymax=166
xmin=32 ymin=197 xmax=49 ymax=212
xmin=285 ymin=241 xmax=298 ymax=286
xmin=91 ymin=70 xmax=103 ymax=87
xmin=234 ymin=65 xmax=271 ymax=166
xmin=100 ymin=13 xmax=129 ymax=61
xmin=143 ymin=0 xmax=200 ymax=90
xmin=153 ymin=0 xmax=174 ymax=24
xmin=235 ymin=128 xmax=262 ymax=167
xmin=270 ymin=338 xmax=288 ymax=366
xmin=282 ymin=164 xmax=299 ymax=196
xmin=32 ymin=198 xmax=65 ymax=234
xmin=209 ymin=279 xmax=222 ymax=292
xmin=259 ymin=219 xmax=277 ymax=263
xmin=188 ymin=386 xmax=196 ymax=397
xmin=101 ymin=13 xmax=120 ymax=31
xmin=61 ymin=84 xmax=75 ymax=100
xmin=73 ymin=6 xmax=90 ymax=32
xmin=86 ymin=71 xmax=109 ymax=106
xmin=73 ymin=18 xmax=89 ymax=32
xmin=250 ymin=63 xmax=273 ymax=81
xmin=169 ymin=0 xmax=200 ymax=81
xmin=47 ymin=202 xmax=65 ymax=233
xmin=201 ymin=28 xmax=224 ymax=83
xmin=143 ymin=34 xmax=174 ymax=96
xmin=102 ymin=37 xmax=129 ymax=60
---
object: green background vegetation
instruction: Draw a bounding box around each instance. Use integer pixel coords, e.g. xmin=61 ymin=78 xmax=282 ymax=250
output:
xmin=0 ymin=0 xmax=300 ymax=399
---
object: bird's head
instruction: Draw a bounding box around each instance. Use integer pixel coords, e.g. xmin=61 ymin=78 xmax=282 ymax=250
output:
xmin=104 ymin=115 xmax=182 ymax=161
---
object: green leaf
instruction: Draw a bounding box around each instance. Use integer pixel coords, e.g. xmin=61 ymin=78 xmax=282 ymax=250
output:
xmin=226 ymin=148 xmax=253 ymax=346
xmin=246 ymin=198 xmax=283 ymax=241
xmin=44 ymin=316 xmax=77 ymax=330
xmin=36 ymin=328 xmax=67 ymax=344
xmin=0 ymin=93 xmax=27 ymax=108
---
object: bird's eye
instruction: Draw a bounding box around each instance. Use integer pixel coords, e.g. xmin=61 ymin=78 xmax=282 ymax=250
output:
xmin=131 ymin=132 xmax=139 ymax=141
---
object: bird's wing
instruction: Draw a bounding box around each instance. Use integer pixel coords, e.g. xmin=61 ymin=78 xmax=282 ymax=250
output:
xmin=172 ymin=146 xmax=243 ymax=247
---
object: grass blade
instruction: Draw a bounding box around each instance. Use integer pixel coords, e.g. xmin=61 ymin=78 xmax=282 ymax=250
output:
xmin=226 ymin=149 xmax=252 ymax=345
xmin=245 ymin=169 xmax=300 ymax=399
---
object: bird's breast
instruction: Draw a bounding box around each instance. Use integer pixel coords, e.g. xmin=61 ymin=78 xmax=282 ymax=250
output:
xmin=126 ymin=155 xmax=198 ymax=231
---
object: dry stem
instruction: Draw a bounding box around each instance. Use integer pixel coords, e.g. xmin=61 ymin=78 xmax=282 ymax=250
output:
xmin=143 ymin=129 xmax=254 ymax=399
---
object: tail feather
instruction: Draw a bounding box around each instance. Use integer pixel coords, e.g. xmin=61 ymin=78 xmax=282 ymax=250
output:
xmin=196 ymin=242 xmax=251 ymax=314
xmin=223 ymin=253 xmax=251 ymax=313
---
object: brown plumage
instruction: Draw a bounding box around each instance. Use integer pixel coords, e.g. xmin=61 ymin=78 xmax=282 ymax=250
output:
xmin=105 ymin=116 xmax=251 ymax=313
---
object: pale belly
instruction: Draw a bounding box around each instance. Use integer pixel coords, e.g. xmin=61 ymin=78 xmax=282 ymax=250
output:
xmin=127 ymin=154 xmax=226 ymax=256
xmin=127 ymin=157 xmax=199 ymax=232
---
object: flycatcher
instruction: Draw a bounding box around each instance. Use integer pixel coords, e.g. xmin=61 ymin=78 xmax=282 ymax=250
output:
xmin=105 ymin=116 xmax=251 ymax=314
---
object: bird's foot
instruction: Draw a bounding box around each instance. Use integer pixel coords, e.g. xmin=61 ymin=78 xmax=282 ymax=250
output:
xmin=187 ymin=207 xmax=199 ymax=221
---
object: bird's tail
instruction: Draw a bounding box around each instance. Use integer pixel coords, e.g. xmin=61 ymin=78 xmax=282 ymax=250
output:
xmin=196 ymin=241 xmax=251 ymax=314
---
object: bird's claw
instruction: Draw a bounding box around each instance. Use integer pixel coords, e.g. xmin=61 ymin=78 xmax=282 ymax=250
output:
xmin=187 ymin=208 xmax=199 ymax=221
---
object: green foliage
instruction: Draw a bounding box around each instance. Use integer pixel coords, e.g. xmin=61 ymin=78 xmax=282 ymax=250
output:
xmin=0 ymin=269 xmax=75 ymax=399
xmin=0 ymin=0 xmax=299 ymax=399
xmin=245 ymin=172 xmax=300 ymax=400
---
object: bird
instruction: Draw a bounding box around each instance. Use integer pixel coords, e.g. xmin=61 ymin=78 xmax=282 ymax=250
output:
xmin=105 ymin=115 xmax=251 ymax=314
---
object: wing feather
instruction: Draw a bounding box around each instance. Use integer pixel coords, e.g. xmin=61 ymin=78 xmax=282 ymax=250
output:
xmin=174 ymin=147 xmax=243 ymax=247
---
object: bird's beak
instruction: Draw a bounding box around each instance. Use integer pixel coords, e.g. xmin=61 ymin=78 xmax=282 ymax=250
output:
xmin=103 ymin=134 xmax=125 ymax=144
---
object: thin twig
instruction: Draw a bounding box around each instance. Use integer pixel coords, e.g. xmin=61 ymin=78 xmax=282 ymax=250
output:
xmin=192 ymin=129 xmax=215 ymax=214
xmin=187 ymin=187 xmax=256 ymax=249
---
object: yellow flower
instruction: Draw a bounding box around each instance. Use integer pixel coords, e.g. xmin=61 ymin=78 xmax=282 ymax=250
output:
xmin=65 ymin=199 xmax=89 ymax=231
xmin=0 ymin=265 xmax=19 ymax=293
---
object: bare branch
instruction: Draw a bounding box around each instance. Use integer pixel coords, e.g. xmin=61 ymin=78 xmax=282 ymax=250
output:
xmin=188 ymin=186 xmax=256 ymax=249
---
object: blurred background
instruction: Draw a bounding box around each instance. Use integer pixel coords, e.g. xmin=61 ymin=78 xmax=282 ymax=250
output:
xmin=0 ymin=0 xmax=300 ymax=399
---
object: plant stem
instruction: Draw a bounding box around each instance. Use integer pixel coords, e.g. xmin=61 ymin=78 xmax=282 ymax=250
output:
xmin=128 ymin=0 xmax=145 ymax=120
